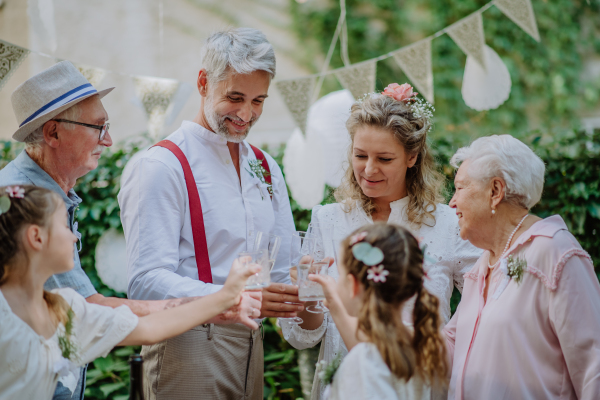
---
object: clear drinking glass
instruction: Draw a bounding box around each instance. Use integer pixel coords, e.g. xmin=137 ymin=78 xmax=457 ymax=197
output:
xmin=239 ymin=250 xmax=271 ymax=290
xmin=284 ymin=231 xmax=316 ymax=324
xmin=254 ymin=232 xmax=282 ymax=268
xmin=304 ymin=223 xmax=334 ymax=313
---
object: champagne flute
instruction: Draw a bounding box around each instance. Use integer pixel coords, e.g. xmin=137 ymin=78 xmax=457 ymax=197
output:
xmin=305 ymin=223 xmax=334 ymax=313
xmin=284 ymin=231 xmax=316 ymax=324
xmin=254 ymin=232 xmax=282 ymax=271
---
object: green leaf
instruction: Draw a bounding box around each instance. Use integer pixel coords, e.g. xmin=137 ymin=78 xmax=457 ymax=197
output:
xmin=99 ymin=381 xmax=126 ymax=397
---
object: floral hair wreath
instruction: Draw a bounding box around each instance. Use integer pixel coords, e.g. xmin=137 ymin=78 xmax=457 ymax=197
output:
xmin=357 ymin=83 xmax=435 ymax=134
xmin=349 ymin=232 xmax=389 ymax=283
xmin=0 ymin=186 xmax=25 ymax=216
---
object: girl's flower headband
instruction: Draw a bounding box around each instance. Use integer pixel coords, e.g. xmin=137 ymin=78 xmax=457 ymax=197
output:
xmin=349 ymin=232 xmax=389 ymax=283
xmin=0 ymin=186 xmax=25 ymax=215
xmin=357 ymin=83 xmax=435 ymax=134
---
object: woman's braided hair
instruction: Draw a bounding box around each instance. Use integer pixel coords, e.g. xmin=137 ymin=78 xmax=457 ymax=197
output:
xmin=341 ymin=223 xmax=448 ymax=386
xmin=0 ymin=185 xmax=71 ymax=325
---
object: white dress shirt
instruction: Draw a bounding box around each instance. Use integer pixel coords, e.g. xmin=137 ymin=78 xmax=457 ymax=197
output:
xmin=280 ymin=198 xmax=482 ymax=399
xmin=118 ymin=121 xmax=295 ymax=300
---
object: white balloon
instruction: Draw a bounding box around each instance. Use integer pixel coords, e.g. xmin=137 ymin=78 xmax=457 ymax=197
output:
xmin=306 ymin=90 xmax=354 ymax=188
xmin=95 ymin=228 xmax=129 ymax=294
xmin=283 ymin=128 xmax=326 ymax=210
xmin=462 ymin=45 xmax=512 ymax=111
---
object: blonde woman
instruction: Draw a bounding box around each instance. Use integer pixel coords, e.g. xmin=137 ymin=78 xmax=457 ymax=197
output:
xmin=281 ymin=84 xmax=481 ymax=399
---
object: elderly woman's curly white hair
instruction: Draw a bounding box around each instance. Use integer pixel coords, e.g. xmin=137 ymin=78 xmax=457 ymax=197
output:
xmin=450 ymin=135 xmax=545 ymax=210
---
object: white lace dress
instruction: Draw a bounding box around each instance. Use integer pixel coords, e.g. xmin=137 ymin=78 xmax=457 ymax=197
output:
xmin=280 ymin=197 xmax=482 ymax=399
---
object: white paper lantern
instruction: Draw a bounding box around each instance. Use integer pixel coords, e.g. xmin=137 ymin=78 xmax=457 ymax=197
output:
xmin=306 ymin=90 xmax=354 ymax=188
xmin=462 ymin=45 xmax=512 ymax=111
xmin=95 ymin=228 xmax=129 ymax=293
xmin=283 ymin=128 xmax=326 ymax=209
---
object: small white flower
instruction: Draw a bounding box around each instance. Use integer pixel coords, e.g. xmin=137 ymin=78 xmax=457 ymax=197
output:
xmin=367 ymin=265 xmax=389 ymax=283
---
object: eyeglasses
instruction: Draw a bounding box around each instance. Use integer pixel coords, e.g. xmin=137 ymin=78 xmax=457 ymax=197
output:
xmin=53 ymin=119 xmax=110 ymax=141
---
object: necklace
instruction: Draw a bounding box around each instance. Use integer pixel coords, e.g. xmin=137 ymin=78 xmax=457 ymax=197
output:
xmin=488 ymin=214 xmax=529 ymax=269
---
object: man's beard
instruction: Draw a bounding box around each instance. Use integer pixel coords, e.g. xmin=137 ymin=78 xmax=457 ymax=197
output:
xmin=204 ymin=95 xmax=258 ymax=143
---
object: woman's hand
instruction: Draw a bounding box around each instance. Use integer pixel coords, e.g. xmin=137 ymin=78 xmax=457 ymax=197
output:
xmin=222 ymin=258 xmax=262 ymax=309
xmin=216 ymin=291 xmax=262 ymax=330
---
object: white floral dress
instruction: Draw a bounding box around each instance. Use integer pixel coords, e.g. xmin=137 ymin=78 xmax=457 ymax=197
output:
xmin=280 ymin=197 xmax=482 ymax=399
xmin=0 ymin=288 xmax=138 ymax=400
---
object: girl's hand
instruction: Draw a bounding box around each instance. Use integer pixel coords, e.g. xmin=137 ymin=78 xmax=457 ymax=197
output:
xmin=308 ymin=274 xmax=341 ymax=312
xmin=222 ymin=258 xmax=262 ymax=308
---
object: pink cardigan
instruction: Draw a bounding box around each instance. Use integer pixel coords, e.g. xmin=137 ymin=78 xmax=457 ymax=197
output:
xmin=444 ymin=215 xmax=600 ymax=400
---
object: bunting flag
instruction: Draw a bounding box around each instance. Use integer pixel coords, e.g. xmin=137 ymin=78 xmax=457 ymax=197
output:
xmin=73 ymin=63 xmax=107 ymax=88
xmin=392 ymin=39 xmax=434 ymax=104
xmin=0 ymin=40 xmax=30 ymax=91
xmin=447 ymin=13 xmax=487 ymax=69
xmin=333 ymin=60 xmax=376 ymax=100
xmin=133 ymin=76 xmax=180 ymax=139
xmin=276 ymin=76 xmax=316 ymax=134
xmin=495 ymin=0 xmax=540 ymax=42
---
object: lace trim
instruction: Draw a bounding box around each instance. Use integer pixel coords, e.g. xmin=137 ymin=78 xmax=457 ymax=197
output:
xmin=526 ymin=249 xmax=592 ymax=291
xmin=464 ymin=271 xmax=479 ymax=281
xmin=280 ymin=315 xmax=327 ymax=349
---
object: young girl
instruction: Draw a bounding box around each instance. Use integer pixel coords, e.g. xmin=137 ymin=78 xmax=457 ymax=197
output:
xmin=310 ymin=223 xmax=448 ymax=399
xmin=0 ymin=185 xmax=261 ymax=400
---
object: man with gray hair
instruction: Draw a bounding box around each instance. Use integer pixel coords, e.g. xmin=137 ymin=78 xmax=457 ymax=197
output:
xmin=0 ymin=61 xmax=262 ymax=400
xmin=118 ymin=28 xmax=301 ymax=399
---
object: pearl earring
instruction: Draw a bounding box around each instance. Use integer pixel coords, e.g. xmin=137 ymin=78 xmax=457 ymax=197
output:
xmin=492 ymin=209 xmax=496 ymax=215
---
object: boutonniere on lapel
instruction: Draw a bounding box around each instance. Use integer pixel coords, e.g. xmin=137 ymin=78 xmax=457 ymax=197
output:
xmin=492 ymin=255 xmax=527 ymax=300
xmin=246 ymin=159 xmax=273 ymax=200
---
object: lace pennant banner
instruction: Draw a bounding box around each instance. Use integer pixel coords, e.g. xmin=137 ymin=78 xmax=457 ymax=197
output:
xmin=133 ymin=76 xmax=180 ymax=139
xmin=73 ymin=63 xmax=107 ymax=88
xmin=0 ymin=40 xmax=30 ymax=91
xmin=495 ymin=0 xmax=540 ymax=42
xmin=276 ymin=76 xmax=316 ymax=134
xmin=392 ymin=39 xmax=434 ymax=104
xmin=333 ymin=60 xmax=377 ymax=100
xmin=447 ymin=13 xmax=486 ymax=69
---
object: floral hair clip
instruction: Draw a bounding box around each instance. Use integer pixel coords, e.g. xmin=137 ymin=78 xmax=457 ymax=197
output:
xmin=0 ymin=186 xmax=24 ymax=215
xmin=350 ymin=232 xmax=389 ymax=283
xmin=382 ymin=83 xmax=418 ymax=103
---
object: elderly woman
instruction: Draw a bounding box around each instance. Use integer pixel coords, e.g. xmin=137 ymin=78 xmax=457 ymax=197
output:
xmin=444 ymin=134 xmax=600 ymax=399
xmin=281 ymin=84 xmax=481 ymax=399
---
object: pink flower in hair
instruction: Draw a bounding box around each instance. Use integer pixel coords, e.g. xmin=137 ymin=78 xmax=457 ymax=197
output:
xmin=349 ymin=232 xmax=368 ymax=245
xmin=382 ymin=83 xmax=418 ymax=102
xmin=5 ymin=186 xmax=25 ymax=199
xmin=367 ymin=265 xmax=389 ymax=283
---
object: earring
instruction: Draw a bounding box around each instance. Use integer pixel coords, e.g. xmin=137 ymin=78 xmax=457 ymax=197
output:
xmin=491 ymin=209 xmax=496 ymax=215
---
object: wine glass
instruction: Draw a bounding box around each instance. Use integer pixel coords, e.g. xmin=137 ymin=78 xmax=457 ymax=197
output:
xmin=284 ymin=231 xmax=316 ymax=324
xmin=305 ymin=223 xmax=334 ymax=314
xmin=239 ymin=250 xmax=270 ymax=290
xmin=254 ymin=232 xmax=282 ymax=268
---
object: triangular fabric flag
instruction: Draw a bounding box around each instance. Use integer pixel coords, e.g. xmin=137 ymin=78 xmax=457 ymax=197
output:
xmin=276 ymin=76 xmax=316 ymax=134
xmin=0 ymin=40 xmax=30 ymax=91
xmin=392 ymin=39 xmax=434 ymax=104
xmin=447 ymin=13 xmax=486 ymax=69
xmin=495 ymin=0 xmax=540 ymax=42
xmin=333 ymin=60 xmax=377 ymax=100
xmin=73 ymin=63 xmax=107 ymax=88
xmin=133 ymin=76 xmax=180 ymax=139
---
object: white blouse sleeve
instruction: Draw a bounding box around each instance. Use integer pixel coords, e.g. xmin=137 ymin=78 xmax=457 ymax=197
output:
xmin=55 ymin=288 xmax=139 ymax=364
xmin=280 ymin=314 xmax=328 ymax=350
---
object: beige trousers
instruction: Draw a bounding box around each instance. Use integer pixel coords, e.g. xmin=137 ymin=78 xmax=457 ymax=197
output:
xmin=141 ymin=323 xmax=264 ymax=400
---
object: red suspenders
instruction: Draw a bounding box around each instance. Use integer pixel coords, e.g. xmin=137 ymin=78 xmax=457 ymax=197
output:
xmin=152 ymin=140 xmax=272 ymax=283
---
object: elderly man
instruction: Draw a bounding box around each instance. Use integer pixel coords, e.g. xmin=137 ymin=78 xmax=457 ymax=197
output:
xmin=0 ymin=61 xmax=260 ymax=400
xmin=118 ymin=28 xmax=300 ymax=399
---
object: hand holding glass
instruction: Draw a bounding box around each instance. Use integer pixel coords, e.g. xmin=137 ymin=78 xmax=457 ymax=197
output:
xmin=238 ymin=250 xmax=271 ymax=290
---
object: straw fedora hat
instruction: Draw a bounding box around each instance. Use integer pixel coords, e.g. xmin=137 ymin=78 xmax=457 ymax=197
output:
xmin=11 ymin=61 xmax=114 ymax=142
